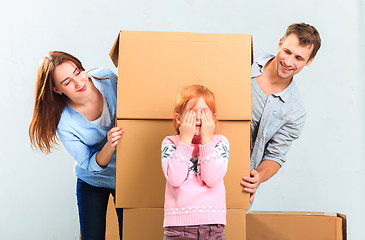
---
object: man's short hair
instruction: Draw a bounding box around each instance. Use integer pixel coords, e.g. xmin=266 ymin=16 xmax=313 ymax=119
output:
xmin=283 ymin=23 xmax=321 ymax=61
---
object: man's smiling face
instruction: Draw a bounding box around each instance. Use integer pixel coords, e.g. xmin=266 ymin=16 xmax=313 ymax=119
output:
xmin=274 ymin=33 xmax=314 ymax=80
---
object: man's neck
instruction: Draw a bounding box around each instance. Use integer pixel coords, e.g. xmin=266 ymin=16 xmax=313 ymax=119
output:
xmin=256 ymin=57 xmax=292 ymax=96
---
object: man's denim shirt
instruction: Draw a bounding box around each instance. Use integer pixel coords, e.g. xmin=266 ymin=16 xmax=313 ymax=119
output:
xmin=250 ymin=49 xmax=306 ymax=170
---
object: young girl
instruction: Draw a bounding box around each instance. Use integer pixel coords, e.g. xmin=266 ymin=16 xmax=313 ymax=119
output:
xmin=29 ymin=51 xmax=123 ymax=240
xmin=161 ymin=85 xmax=229 ymax=240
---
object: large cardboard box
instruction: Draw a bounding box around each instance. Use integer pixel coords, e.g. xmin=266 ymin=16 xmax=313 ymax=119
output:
xmin=110 ymin=30 xmax=252 ymax=121
xmin=247 ymin=211 xmax=347 ymax=240
xmin=120 ymin=208 xmax=246 ymax=240
xmin=116 ymin=120 xmax=250 ymax=209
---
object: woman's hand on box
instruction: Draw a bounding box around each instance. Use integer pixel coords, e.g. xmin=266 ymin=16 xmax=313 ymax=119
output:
xmin=107 ymin=127 xmax=124 ymax=149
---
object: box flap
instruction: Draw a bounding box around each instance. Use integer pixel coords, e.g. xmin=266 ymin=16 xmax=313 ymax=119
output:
xmin=109 ymin=31 xmax=120 ymax=67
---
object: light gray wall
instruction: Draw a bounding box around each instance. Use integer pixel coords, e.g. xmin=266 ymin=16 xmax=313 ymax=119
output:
xmin=0 ymin=0 xmax=363 ymax=239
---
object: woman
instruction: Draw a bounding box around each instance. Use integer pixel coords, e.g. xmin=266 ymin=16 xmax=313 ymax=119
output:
xmin=29 ymin=51 xmax=123 ymax=239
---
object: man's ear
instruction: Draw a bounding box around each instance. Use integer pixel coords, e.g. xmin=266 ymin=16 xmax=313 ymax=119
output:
xmin=174 ymin=113 xmax=182 ymax=125
xmin=306 ymin=57 xmax=315 ymax=66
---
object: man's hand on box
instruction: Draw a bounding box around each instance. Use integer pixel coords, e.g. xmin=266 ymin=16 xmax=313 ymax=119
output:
xmin=241 ymin=169 xmax=260 ymax=203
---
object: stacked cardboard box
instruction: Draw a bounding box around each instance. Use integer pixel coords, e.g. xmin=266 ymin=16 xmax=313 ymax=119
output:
xmin=247 ymin=211 xmax=347 ymax=240
xmin=108 ymin=30 xmax=253 ymax=239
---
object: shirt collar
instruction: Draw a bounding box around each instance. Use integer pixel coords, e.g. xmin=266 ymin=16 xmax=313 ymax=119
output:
xmin=254 ymin=54 xmax=295 ymax=103
xmin=273 ymin=80 xmax=296 ymax=102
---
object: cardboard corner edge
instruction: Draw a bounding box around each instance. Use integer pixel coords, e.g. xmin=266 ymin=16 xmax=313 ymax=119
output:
xmin=109 ymin=31 xmax=121 ymax=67
xmin=337 ymin=213 xmax=347 ymax=240
xmin=250 ymin=34 xmax=253 ymax=65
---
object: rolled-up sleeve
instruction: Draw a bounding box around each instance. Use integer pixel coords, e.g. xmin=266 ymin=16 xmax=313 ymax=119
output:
xmin=57 ymin=122 xmax=105 ymax=173
xmin=262 ymin=111 xmax=306 ymax=166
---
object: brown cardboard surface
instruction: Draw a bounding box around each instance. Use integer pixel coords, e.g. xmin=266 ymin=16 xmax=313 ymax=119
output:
xmin=122 ymin=208 xmax=246 ymax=240
xmin=247 ymin=211 xmax=346 ymax=240
xmin=110 ymin=30 xmax=252 ymax=121
xmin=226 ymin=209 xmax=246 ymax=240
xmin=115 ymin=120 xmax=250 ymax=209
xmin=123 ymin=208 xmax=164 ymax=240
xmin=105 ymin=195 xmax=119 ymax=240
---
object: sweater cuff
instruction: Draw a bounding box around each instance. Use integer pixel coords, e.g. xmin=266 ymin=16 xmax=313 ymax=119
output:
xmin=199 ymin=141 xmax=216 ymax=163
xmin=175 ymin=141 xmax=194 ymax=163
xmin=89 ymin=153 xmax=106 ymax=173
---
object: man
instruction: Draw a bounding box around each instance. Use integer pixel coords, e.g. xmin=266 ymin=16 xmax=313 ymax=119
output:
xmin=241 ymin=23 xmax=321 ymax=202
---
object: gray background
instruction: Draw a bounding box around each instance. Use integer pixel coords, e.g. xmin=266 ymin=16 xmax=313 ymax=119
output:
xmin=0 ymin=0 xmax=364 ymax=239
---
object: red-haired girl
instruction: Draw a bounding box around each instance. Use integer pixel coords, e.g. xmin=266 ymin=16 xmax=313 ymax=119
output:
xmin=161 ymin=85 xmax=229 ymax=240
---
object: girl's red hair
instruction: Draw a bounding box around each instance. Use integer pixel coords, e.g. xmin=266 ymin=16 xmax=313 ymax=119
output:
xmin=173 ymin=85 xmax=216 ymax=134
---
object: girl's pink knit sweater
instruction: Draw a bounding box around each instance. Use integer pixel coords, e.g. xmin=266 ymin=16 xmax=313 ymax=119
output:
xmin=161 ymin=135 xmax=229 ymax=227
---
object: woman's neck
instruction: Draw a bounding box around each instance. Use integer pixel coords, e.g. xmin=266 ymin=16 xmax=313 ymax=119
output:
xmin=68 ymin=80 xmax=104 ymax=121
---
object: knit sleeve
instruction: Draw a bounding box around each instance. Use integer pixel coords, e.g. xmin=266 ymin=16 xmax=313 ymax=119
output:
xmin=199 ymin=135 xmax=229 ymax=187
xmin=161 ymin=137 xmax=193 ymax=187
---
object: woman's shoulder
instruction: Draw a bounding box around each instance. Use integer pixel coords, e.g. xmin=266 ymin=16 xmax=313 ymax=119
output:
xmin=89 ymin=68 xmax=117 ymax=80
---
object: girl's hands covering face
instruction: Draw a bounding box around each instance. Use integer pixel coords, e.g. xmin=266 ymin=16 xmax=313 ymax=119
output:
xmin=200 ymin=109 xmax=215 ymax=145
xmin=179 ymin=110 xmax=196 ymax=145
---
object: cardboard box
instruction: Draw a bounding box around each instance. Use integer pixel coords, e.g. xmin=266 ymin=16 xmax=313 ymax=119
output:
xmin=121 ymin=208 xmax=246 ymax=240
xmin=110 ymin=30 xmax=252 ymax=121
xmin=116 ymin=120 xmax=250 ymax=209
xmin=226 ymin=209 xmax=247 ymax=240
xmin=106 ymin=195 xmax=119 ymax=240
xmin=247 ymin=211 xmax=347 ymax=240
xmin=123 ymin=208 xmax=164 ymax=240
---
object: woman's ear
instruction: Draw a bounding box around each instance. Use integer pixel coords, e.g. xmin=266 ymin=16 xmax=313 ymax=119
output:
xmin=53 ymin=87 xmax=62 ymax=95
xmin=175 ymin=113 xmax=182 ymax=125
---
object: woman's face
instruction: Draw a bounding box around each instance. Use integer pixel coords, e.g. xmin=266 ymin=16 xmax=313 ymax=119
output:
xmin=52 ymin=61 xmax=90 ymax=102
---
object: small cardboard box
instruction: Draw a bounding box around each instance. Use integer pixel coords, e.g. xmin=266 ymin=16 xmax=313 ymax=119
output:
xmin=120 ymin=208 xmax=246 ymax=240
xmin=115 ymin=120 xmax=250 ymax=209
xmin=110 ymin=30 xmax=252 ymax=121
xmin=247 ymin=211 xmax=347 ymax=240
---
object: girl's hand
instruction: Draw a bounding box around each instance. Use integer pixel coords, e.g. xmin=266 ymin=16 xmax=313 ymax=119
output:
xmin=179 ymin=110 xmax=196 ymax=145
xmin=107 ymin=127 xmax=124 ymax=150
xmin=201 ymin=109 xmax=215 ymax=145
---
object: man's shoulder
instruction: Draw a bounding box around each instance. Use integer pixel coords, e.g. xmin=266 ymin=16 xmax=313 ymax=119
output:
xmin=252 ymin=47 xmax=275 ymax=78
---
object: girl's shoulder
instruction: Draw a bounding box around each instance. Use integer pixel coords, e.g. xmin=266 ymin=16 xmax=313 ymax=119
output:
xmin=213 ymin=135 xmax=229 ymax=144
xmin=162 ymin=135 xmax=180 ymax=146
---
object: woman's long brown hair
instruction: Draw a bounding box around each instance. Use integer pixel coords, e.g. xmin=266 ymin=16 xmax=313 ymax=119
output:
xmin=29 ymin=51 xmax=85 ymax=153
